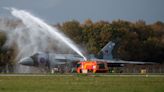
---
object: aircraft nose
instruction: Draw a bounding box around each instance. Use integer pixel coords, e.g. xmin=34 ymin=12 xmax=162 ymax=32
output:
xmin=19 ymin=57 xmax=34 ymax=66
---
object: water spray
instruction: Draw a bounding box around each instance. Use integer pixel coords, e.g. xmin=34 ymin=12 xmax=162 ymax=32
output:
xmin=10 ymin=8 xmax=87 ymax=61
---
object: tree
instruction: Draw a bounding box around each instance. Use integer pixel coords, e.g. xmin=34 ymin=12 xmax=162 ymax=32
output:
xmin=61 ymin=20 xmax=82 ymax=44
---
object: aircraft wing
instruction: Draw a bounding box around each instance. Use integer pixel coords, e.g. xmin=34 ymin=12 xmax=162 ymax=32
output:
xmin=90 ymin=58 xmax=156 ymax=64
xmin=50 ymin=53 xmax=155 ymax=64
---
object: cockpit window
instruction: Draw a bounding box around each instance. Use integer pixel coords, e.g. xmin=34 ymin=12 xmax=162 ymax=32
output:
xmin=31 ymin=53 xmax=39 ymax=65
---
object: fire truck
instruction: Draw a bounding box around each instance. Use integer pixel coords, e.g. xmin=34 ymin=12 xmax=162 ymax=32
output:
xmin=76 ymin=61 xmax=108 ymax=73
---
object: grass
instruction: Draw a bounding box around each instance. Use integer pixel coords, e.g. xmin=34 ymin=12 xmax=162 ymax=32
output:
xmin=0 ymin=75 xmax=164 ymax=92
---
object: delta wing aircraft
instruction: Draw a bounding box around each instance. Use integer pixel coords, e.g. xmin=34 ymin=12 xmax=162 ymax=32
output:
xmin=19 ymin=41 xmax=155 ymax=72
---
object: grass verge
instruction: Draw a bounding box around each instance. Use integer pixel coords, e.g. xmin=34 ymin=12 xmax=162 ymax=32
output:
xmin=0 ymin=75 xmax=163 ymax=92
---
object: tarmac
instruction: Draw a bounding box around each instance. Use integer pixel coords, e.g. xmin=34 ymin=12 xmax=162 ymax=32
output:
xmin=0 ymin=74 xmax=164 ymax=77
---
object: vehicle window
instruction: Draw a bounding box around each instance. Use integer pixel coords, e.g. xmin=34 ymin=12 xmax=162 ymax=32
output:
xmin=77 ymin=64 xmax=81 ymax=68
xmin=98 ymin=64 xmax=105 ymax=69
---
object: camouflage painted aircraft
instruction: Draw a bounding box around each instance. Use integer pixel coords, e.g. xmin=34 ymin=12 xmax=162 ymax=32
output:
xmin=19 ymin=41 xmax=155 ymax=72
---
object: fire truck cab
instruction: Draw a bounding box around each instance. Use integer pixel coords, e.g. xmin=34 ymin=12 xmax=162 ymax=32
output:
xmin=76 ymin=61 xmax=108 ymax=73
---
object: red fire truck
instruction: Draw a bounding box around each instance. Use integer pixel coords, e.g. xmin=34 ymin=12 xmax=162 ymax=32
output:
xmin=76 ymin=61 xmax=108 ymax=73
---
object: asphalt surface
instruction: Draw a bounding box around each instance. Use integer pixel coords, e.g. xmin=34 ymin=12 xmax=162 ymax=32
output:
xmin=0 ymin=74 xmax=164 ymax=77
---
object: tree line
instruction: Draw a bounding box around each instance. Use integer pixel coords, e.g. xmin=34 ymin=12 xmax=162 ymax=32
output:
xmin=0 ymin=18 xmax=164 ymax=73
xmin=56 ymin=19 xmax=164 ymax=63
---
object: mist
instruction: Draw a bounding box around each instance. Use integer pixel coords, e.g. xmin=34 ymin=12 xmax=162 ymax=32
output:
xmin=0 ymin=8 xmax=87 ymax=73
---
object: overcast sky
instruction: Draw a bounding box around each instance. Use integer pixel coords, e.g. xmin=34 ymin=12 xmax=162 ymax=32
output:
xmin=0 ymin=0 xmax=164 ymax=24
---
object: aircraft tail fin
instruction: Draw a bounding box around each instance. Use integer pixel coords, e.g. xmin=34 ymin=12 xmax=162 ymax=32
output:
xmin=98 ymin=41 xmax=115 ymax=60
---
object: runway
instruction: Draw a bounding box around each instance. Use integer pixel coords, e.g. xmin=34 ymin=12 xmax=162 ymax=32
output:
xmin=0 ymin=74 xmax=164 ymax=77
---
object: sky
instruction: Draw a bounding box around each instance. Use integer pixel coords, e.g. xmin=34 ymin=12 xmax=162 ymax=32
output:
xmin=0 ymin=0 xmax=164 ymax=24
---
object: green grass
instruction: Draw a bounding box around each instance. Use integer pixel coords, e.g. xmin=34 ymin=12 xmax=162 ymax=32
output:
xmin=0 ymin=75 xmax=164 ymax=92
